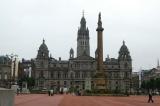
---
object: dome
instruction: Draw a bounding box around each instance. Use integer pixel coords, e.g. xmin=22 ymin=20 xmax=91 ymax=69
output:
xmin=39 ymin=39 xmax=48 ymax=52
xmin=118 ymin=41 xmax=131 ymax=61
xmin=0 ymin=55 xmax=10 ymax=64
xmin=119 ymin=41 xmax=129 ymax=53
xmin=37 ymin=39 xmax=49 ymax=59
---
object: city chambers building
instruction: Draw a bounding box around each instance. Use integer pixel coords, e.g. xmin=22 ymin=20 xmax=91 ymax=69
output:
xmin=32 ymin=14 xmax=132 ymax=94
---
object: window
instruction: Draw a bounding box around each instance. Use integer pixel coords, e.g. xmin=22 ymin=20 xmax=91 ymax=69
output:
xmin=91 ymin=63 xmax=93 ymax=68
xmin=63 ymin=73 xmax=68 ymax=78
xmin=58 ymin=72 xmax=61 ymax=78
xmin=39 ymin=80 xmax=44 ymax=87
xmin=70 ymin=73 xmax=74 ymax=78
xmin=42 ymin=52 xmax=45 ymax=57
xmin=116 ymin=81 xmax=118 ymax=84
xmin=4 ymin=74 xmax=7 ymax=79
xmin=85 ymin=72 xmax=87 ymax=78
xmin=41 ymin=61 xmax=44 ymax=67
xmin=91 ymin=72 xmax=94 ymax=77
xmin=82 ymin=72 xmax=87 ymax=78
xmin=64 ymin=81 xmax=67 ymax=86
xmin=124 ymin=63 xmax=128 ymax=68
xmin=88 ymin=72 xmax=90 ymax=77
xmin=70 ymin=81 xmax=73 ymax=85
xmin=0 ymin=74 xmax=1 ymax=79
xmin=51 ymin=72 xmax=54 ymax=78
xmin=57 ymin=81 xmax=60 ymax=85
xmin=112 ymin=66 xmax=114 ymax=68
xmin=115 ymin=72 xmax=119 ymax=78
xmin=125 ymin=72 xmax=128 ymax=78
xmin=108 ymin=72 xmax=111 ymax=78
xmin=40 ymin=71 xmax=43 ymax=77
xmin=75 ymin=72 xmax=80 ymax=78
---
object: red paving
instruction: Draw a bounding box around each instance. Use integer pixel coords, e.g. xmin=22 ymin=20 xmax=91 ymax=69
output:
xmin=15 ymin=94 xmax=160 ymax=106
xmin=15 ymin=94 xmax=63 ymax=106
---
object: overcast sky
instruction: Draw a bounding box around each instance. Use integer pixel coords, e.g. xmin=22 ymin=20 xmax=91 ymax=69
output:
xmin=0 ymin=0 xmax=160 ymax=71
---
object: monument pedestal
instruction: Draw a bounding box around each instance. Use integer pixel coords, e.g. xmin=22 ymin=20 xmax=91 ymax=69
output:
xmin=22 ymin=82 xmax=30 ymax=94
xmin=93 ymin=72 xmax=107 ymax=93
xmin=0 ymin=88 xmax=14 ymax=106
xmin=11 ymin=84 xmax=19 ymax=94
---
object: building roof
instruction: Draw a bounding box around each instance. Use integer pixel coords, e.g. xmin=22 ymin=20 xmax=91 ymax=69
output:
xmin=119 ymin=41 xmax=129 ymax=53
xmin=104 ymin=58 xmax=119 ymax=65
xmin=0 ymin=55 xmax=10 ymax=64
xmin=73 ymin=52 xmax=95 ymax=61
xmin=39 ymin=39 xmax=48 ymax=52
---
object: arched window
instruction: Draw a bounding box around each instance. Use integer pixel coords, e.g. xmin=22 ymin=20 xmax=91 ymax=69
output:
xmin=0 ymin=73 xmax=2 ymax=79
xmin=64 ymin=81 xmax=67 ymax=86
xmin=40 ymin=71 xmax=43 ymax=77
xmin=64 ymin=73 xmax=68 ymax=78
xmin=41 ymin=61 xmax=44 ymax=67
xmin=58 ymin=72 xmax=61 ymax=78
xmin=124 ymin=63 xmax=128 ymax=68
xmin=75 ymin=72 xmax=80 ymax=78
xmin=51 ymin=72 xmax=54 ymax=78
xmin=70 ymin=73 xmax=74 ymax=78
xmin=125 ymin=72 xmax=128 ymax=78
xmin=82 ymin=72 xmax=87 ymax=78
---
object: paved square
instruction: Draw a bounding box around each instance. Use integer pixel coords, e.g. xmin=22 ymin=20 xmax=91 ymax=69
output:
xmin=15 ymin=94 xmax=160 ymax=106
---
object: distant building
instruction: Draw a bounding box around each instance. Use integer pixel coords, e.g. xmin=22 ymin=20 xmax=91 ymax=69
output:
xmin=18 ymin=59 xmax=33 ymax=80
xmin=141 ymin=59 xmax=160 ymax=82
xmin=142 ymin=68 xmax=160 ymax=81
xmin=31 ymin=14 xmax=132 ymax=93
xmin=0 ymin=55 xmax=11 ymax=88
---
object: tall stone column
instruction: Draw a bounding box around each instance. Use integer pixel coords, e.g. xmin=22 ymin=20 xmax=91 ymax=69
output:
xmin=93 ymin=13 xmax=107 ymax=93
xmin=97 ymin=13 xmax=104 ymax=72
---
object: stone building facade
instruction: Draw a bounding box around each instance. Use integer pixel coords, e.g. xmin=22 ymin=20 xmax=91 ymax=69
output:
xmin=103 ymin=41 xmax=132 ymax=93
xmin=142 ymin=68 xmax=160 ymax=82
xmin=0 ymin=56 xmax=11 ymax=88
xmin=140 ymin=60 xmax=160 ymax=83
xmin=32 ymin=14 xmax=132 ymax=93
xmin=18 ymin=59 xmax=33 ymax=80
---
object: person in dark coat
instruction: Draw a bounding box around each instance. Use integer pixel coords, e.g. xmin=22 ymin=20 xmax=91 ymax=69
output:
xmin=148 ymin=92 xmax=154 ymax=103
xmin=17 ymin=88 xmax=20 ymax=95
xmin=48 ymin=90 xmax=50 ymax=96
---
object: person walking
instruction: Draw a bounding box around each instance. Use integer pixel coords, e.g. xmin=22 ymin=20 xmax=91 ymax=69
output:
xmin=48 ymin=90 xmax=50 ymax=96
xmin=17 ymin=88 xmax=20 ymax=95
xmin=50 ymin=89 xmax=54 ymax=96
xmin=148 ymin=91 xmax=154 ymax=103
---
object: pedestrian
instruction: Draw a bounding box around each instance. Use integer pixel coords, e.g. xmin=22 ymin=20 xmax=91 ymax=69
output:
xmin=17 ymin=88 xmax=19 ymax=95
xmin=148 ymin=91 xmax=154 ymax=103
xmin=48 ymin=90 xmax=50 ymax=96
xmin=50 ymin=89 xmax=53 ymax=96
